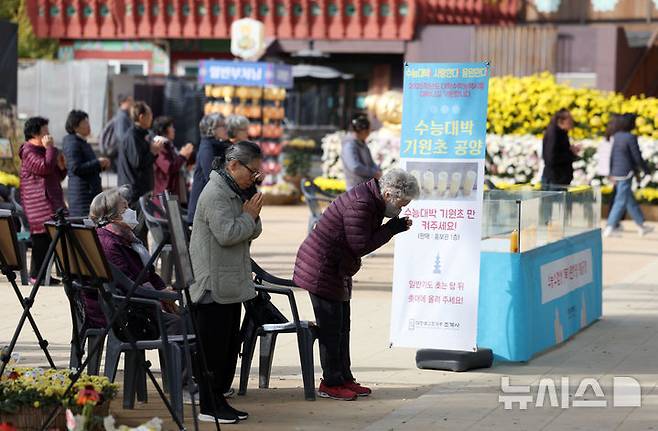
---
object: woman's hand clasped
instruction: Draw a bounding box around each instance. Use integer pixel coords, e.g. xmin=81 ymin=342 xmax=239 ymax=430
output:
xmin=386 ymin=216 xmax=412 ymax=234
xmin=243 ymin=192 xmax=263 ymax=220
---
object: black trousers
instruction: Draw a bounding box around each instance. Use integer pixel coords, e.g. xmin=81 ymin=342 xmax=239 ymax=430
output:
xmin=30 ymin=233 xmax=52 ymax=279
xmin=194 ymin=302 xmax=241 ymax=413
xmin=309 ymin=292 xmax=354 ymax=387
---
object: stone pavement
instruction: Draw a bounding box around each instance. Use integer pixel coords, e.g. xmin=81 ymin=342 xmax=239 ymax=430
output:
xmin=1 ymin=205 xmax=657 ymax=430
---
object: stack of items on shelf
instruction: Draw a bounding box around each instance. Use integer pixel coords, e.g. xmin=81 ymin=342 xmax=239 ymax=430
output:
xmin=204 ymin=85 xmax=287 ymax=185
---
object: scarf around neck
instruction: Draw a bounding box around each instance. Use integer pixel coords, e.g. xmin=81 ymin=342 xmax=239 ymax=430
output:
xmin=217 ymin=168 xmax=247 ymax=202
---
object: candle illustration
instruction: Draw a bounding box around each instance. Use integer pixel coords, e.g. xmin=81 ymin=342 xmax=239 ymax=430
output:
xmin=410 ymin=170 xmax=421 ymax=186
xmin=449 ymin=171 xmax=462 ymax=197
xmin=422 ymin=171 xmax=435 ymax=197
xmin=462 ymin=170 xmax=477 ymax=197
xmin=437 ymin=171 xmax=448 ymax=197
xmin=410 ymin=170 xmax=422 ymax=196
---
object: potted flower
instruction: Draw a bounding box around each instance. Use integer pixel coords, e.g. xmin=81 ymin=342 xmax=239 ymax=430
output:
xmin=260 ymin=182 xmax=300 ymax=205
xmin=0 ymin=367 xmax=118 ymax=430
xmin=282 ymin=138 xmax=316 ymax=192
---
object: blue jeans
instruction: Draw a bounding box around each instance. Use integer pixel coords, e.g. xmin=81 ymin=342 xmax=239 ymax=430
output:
xmin=607 ymin=178 xmax=644 ymax=227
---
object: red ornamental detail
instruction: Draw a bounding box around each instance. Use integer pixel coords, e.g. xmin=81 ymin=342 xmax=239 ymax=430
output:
xmin=27 ymin=0 xmax=519 ymax=40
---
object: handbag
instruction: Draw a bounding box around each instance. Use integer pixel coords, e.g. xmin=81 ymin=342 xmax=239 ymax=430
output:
xmin=113 ymin=302 xmax=161 ymax=342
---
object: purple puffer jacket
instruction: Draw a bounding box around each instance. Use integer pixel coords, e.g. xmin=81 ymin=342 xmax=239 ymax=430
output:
xmin=82 ymin=226 xmax=166 ymax=328
xmin=19 ymin=142 xmax=67 ymax=234
xmin=293 ymin=179 xmax=395 ymax=301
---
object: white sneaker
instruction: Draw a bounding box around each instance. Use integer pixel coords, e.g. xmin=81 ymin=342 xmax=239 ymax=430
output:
xmin=638 ymin=225 xmax=654 ymax=237
xmin=198 ymin=412 xmax=238 ymax=424
xmin=603 ymin=226 xmax=614 ymax=237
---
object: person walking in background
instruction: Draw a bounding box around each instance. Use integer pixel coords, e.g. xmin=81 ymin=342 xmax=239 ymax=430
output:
xmin=19 ymin=116 xmax=67 ymax=285
xmin=100 ymin=94 xmax=134 ymax=169
xmin=604 ymin=113 xmax=654 ymax=237
xmin=599 ymin=114 xmax=624 ymax=231
xmin=341 ymin=114 xmax=381 ymax=190
xmin=187 ymin=113 xmax=230 ymax=224
xmin=293 ymin=169 xmax=419 ymax=401
xmin=189 ymin=142 xmax=264 ymax=424
xmin=117 ymin=101 xmax=163 ymax=242
xmin=541 ymin=108 xmax=578 ymax=189
xmin=226 ymin=115 xmax=249 ymax=143
xmin=63 ymin=110 xmax=111 ymax=218
xmin=117 ymin=101 xmax=163 ymax=205
xmin=152 ymin=116 xmax=194 ymax=201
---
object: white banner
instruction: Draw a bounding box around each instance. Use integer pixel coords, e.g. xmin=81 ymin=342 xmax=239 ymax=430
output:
xmin=540 ymin=249 xmax=593 ymax=304
xmin=389 ymin=63 xmax=490 ymax=351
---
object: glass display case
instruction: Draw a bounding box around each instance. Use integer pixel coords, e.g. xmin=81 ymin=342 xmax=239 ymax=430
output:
xmin=481 ymin=186 xmax=601 ymax=253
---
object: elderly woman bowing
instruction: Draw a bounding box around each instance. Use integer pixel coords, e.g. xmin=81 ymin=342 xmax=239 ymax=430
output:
xmin=293 ymin=169 xmax=419 ymax=401
xmin=189 ymin=141 xmax=263 ymax=424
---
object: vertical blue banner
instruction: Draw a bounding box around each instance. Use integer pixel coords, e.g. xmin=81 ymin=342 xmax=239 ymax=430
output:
xmin=400 ymin=62 xmax=490 ymax=160
xmin=391 ymin=62 xmax=491 ymax=351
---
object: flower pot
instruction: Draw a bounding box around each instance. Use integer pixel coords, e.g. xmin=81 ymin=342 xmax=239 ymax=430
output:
xmin=0 ymin=406 xmax=67 ymax=430
xmin=0 ymin=402 xmax=110 ymax=431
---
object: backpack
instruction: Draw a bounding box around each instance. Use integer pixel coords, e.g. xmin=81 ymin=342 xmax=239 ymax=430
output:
xmin=100 ymin=117 xmax=118 ymax=159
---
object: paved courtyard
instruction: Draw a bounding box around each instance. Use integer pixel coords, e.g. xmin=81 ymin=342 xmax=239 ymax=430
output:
xmin=1 ymin=205 xmax=657 ymax=430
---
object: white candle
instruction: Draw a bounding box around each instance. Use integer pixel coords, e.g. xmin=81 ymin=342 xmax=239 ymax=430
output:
xmin=422 ymin=171 xmax=435 ymax=196
xmin=450 ymin=172 xmax=462 ymax=197
xmin=462 ymin=170 xmax=477 ymax=197
xmin=410 ymin=170 xmax=422 ymax=193
xmin=437 ymin=171 xmax=448 ymax=197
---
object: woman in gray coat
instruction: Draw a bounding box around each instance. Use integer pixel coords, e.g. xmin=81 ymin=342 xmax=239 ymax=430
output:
xmin=189 ymin=141 xmax=263 ymax=424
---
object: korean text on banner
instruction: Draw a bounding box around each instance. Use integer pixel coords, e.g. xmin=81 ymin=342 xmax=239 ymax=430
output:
xmin=390 ymin=62 xmax=490 ymax=351
xmin=198 ymin=60 xmax=293 ymax=89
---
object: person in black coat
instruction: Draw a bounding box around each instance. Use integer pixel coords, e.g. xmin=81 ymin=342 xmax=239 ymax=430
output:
xmin=187 ymin=113 xmax=230 ymax=224
xmin=117 ymin=101 xmax=163 ymax=206
xmin=62 ymin=110 xmax=111 ymax=218
xmin=541 ymin=109 xmax=577 ymax=188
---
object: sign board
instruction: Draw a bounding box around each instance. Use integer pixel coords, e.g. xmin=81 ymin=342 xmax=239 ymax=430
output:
xmin=390 ymin=62 xmax=490 ymax=351
xmin=198 ymin=60 xmax=293 ymax=89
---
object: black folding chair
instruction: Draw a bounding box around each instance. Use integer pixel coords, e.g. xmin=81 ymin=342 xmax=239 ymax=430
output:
xmin=101 ymin=264 xmax=194 ymax=420
xmin=68 ymin=281 xmax=106 ymax=375
xmin=139 ymin=193 xmax=174 ymax=286
xmin=9 ymin=187 xmax=32 ymax=285
xmin=239 ymin=260 xmax=318 ymax=400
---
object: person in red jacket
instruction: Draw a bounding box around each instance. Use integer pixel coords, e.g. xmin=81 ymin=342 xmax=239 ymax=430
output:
xmin=18 ymin=116 xmax=67 ymax=285
xmin=151 ymin=116 xmax=194 ymax=201
xmin=293 ymin=169 xmax=419 ymax=401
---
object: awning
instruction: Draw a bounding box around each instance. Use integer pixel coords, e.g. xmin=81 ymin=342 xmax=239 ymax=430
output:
xmin=291 ymin=64 xmax=353 ymax=80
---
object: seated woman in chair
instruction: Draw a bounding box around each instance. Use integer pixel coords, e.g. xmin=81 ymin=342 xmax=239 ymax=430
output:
xmin=83 ymin=187 xmax=182 ymax=334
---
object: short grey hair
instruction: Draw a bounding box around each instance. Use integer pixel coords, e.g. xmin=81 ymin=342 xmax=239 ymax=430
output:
xmin=380 ymin=169 xmax=420 ymax=202
xmin=223 ymin=141 xmax=262 ymax=168
xmin=89 ymin=186 xmax=129 ymax=225
xmin=226 ymin=115 xmax=249 ymax=139
xmin=199 ymin=113 xmax=225 ymax=138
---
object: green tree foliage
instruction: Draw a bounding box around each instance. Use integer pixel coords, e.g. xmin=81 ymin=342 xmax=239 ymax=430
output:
xmin=0 ymin=0 xmax=58 ymax=59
